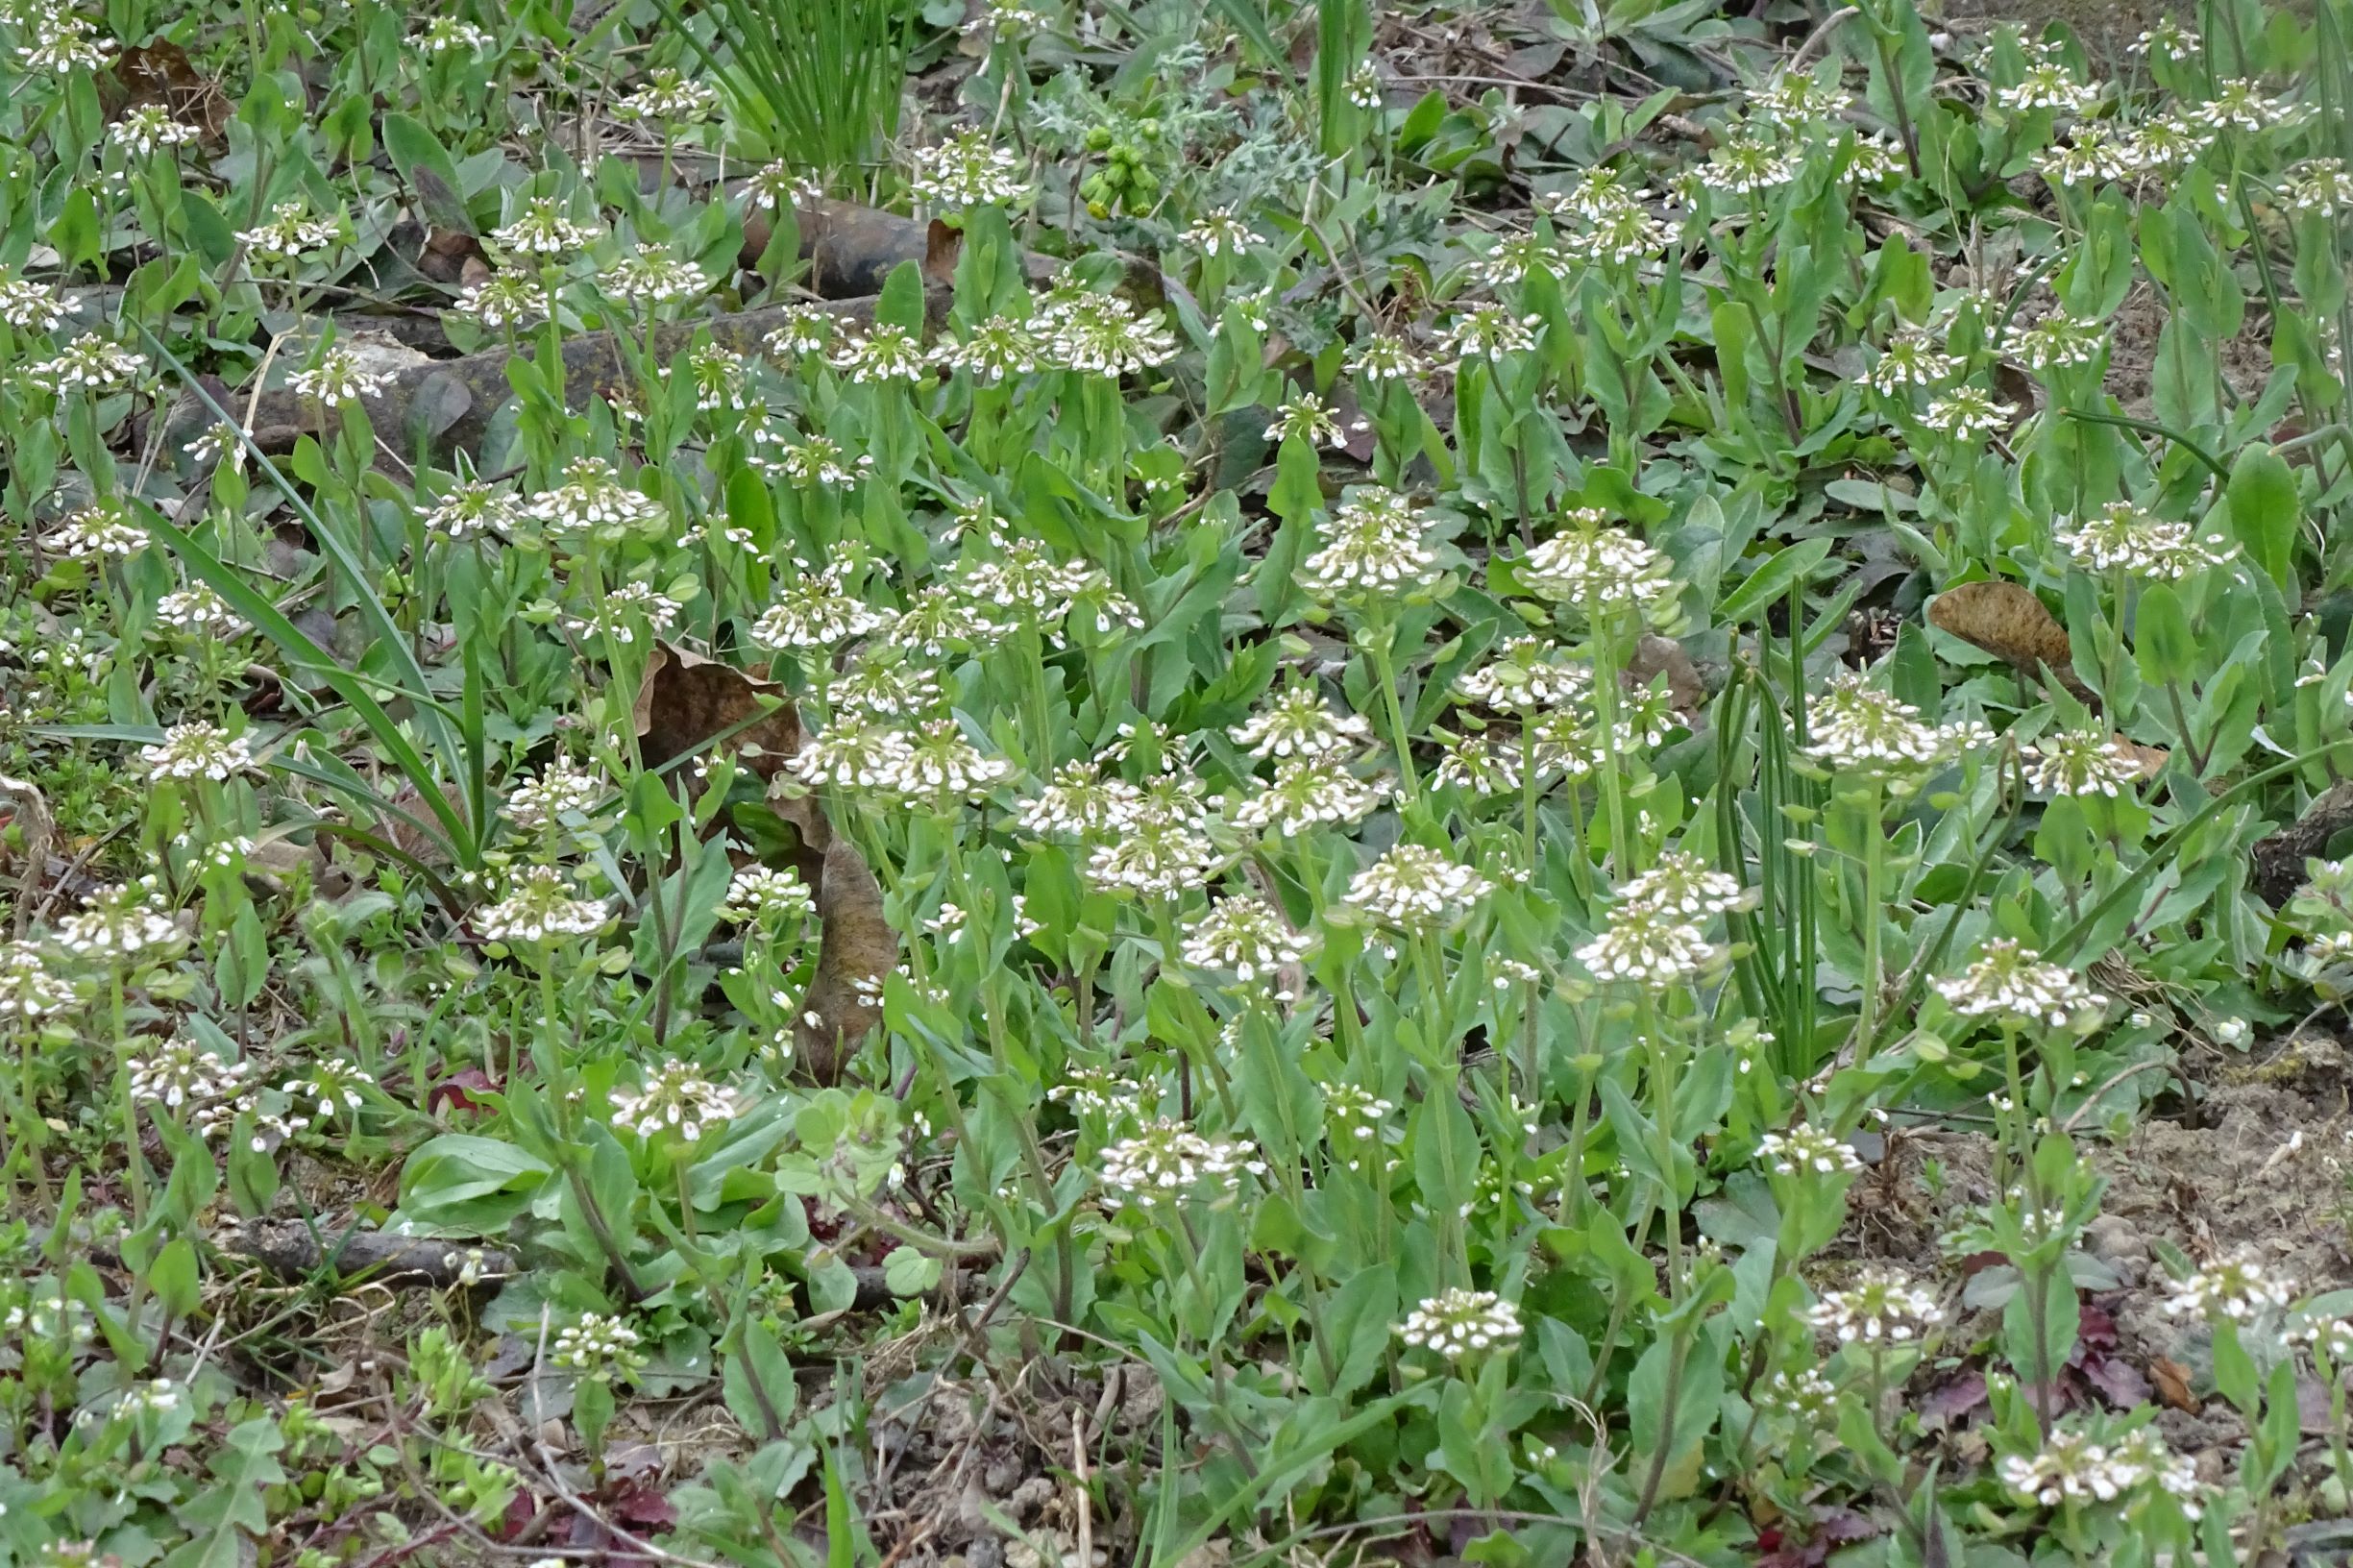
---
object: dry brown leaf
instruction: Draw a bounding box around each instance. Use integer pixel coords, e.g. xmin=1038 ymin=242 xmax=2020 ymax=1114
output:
xmin=1927 ymin=580 xmax=2093 ymax=701
xmin=2112 ymin=735 xmax=2168 ymax=779
xmin=632 ymin=642 xmax=803 ymax=782
xmin=1627 ymin=633 xmax=1706 ymax=721
xmin=2150 ymin=1356 xmax=2201 ymax=1412
xmin=794 ymin=836 xmax=897 ymax=1085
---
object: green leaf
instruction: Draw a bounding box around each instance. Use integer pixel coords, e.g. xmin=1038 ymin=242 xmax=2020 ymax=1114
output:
xmin=164 ymin=1418 xmax=287 ymax=1568
xmin=882 ymin=1245 xmax=942 ymax=1297
xmin=1716 ymin=537 xmax=1834 ymax=625
xmin=876 ymin=258 xmax=925 ymax=333
xmin=2133 ymin=581 xmax=2196 ymax=687
xmin=2224 ymin=443 xmax=2300 ymax=596
xmin=396 ymin=1136 xmax=553 ymax=1234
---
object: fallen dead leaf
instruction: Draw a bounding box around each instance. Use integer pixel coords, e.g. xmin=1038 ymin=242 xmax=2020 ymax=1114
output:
xmin=1927 ymin=579 xmax=2093 ymax=702
xmin=2150 ymin=1356 xmax=2201 ymax=1412
xmin=632 ymin=642 xmax=804 ymax=783
xmin=1627 ymin=632 xmax=1706 ymax=720
xmin=794 ymin=835 xmax=897 ymax=1086
xmin=2111 ymin=735 xmax=2168 ymax=779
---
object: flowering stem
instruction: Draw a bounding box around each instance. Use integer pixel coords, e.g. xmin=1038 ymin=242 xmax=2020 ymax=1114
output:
xmin=1856 ymin=779 xmax=1884 ymax=1049
xmin=1363 ymin=616 xmax=1419 ymax=808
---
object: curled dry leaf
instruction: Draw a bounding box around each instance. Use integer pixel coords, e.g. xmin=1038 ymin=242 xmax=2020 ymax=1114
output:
xmin=629 ymin=643 xmax=895 ymax=1081
xmin=794 ymin=835 xmax=897 ymax=1086
xmin=1927 ymin=579 xmax=2094 ymax=703
xmin=1627 ymin=632 xmax=1707 ymax=723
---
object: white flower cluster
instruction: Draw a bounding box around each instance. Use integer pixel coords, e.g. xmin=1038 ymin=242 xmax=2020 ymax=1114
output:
xmin=505 ymin=759 xmax=603 ymax=828
xmin=722 ymin=866 xmax=816 ymax=922
xmin=154 ymin=585 xmax=245 ymax=636
xmin=1396 ymin=1288 xmax=1524 ymax=1359
xmin=55 ymin=884 xmax=184 ymax=962
xmin=1757 ymin=1124 xmax=1862 ymax=1178
xmin=1344 ymin=844 xmax=1492 ymax=930
xmin=1180 ymin=895 xmax=1310 ymax=982
xmin=1998 ymin=1424 xmax=2203 ymax=1517
xmin=1933 ymin=940 xmax=2107 ymax=1029
xmin=529 ymin=455 xmax=666 ymax=536
xmin=0 ymin=941 xmax=76 ymax=1018
xmin=609 ymin=1060 xmax=743 ymax=1142
xmin=1521 ymin=513 xmax=1676 ymax=613
xmin=1752 ymin=1364 xmax=1838 ymax=1422
xmin=2161 ymin=1251 xmax=2295 ymax=1322
xmin=2022 ymin=727 xmax=2143 ymax=797
xmin=2057 ymin=502 xmax=2236 ymax=579
xmin=139 ymin=722 xmax=257 ymax=782
xmin=910 ymin=132 xmax=1031 ymax=209
xmin=475 ymin=867 xmax=611 ymax=944
xmin=128 ymin=1036 xmax=253 ymax=1111
xmin=1805 ymin=1266 xmax=1943 ymax=1344
xmin=30 ymin=333 xmax=146 ymax=395
xmin=1097 ymin=1120 xmax=1266 ymax=1208
xmin=1298 ymin=486 xmax=1439 ymax=599
xmin=552 ymin=1312 xmax=646 ymax=1379
xmin=1802 ymin=673 xmax=1990 ymax=777
xmin=1230 ymin=685 xmax=1372 ymax=761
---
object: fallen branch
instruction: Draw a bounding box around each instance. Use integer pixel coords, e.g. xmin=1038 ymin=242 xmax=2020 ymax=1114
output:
xmin=163 ymin=288 xmax=936 ymax=460
xmin=219 ymin=1220 xmax=515 ymax=1289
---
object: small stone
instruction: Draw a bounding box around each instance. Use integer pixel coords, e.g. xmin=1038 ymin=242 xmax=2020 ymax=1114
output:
xmin=2085 ymin=1214 xmax=2148 ymax=1272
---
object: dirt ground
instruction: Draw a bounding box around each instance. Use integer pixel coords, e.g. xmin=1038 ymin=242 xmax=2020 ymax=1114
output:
xmin=1840 ymin=1028 xmax=2353 ymax=1491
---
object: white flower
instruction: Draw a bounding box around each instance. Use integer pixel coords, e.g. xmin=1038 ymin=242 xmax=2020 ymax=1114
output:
xmin=2022 ymin=727 xmax=2142 ymax=796
xmin=475 ymin=867 xmax=611 ymax=943
xmin=1867 ymin=330 xmax=1958 ymax=394
xmin=2162 ymin=1252 xmax=2294 ymax=1322
xmin=749 ymin=557 xmax=890 ymax=649
xmin=1038 ymin=291 xmax=1178 ymax=377
xmin=287 ymin=347 xmax=391 ymax=408
xmin=1805 ymin=1266 xmax=1943 ymax=1343
xmin=1437 ymin=303 xmax=1537 ymax=361
xmin=1996 ymin=63 xmax=2100 ymax=114
xmin=1922 ymin=385 xmax=2015 ymax=440
xmin=490 ymin=198 xmax=601 ymax=257
xmin=1344 ymin=845 xmax=1491 ymax=929
xmin=609 ymin=1060 xmax=741 ymax=1141
xmin=1229 ymin=686 xmax=1372 ymax=761
xmin=1180 ymin=896 xmax=1310 ymax=982
xmin=722 ymin=867 xmax=815 ymax=922
xmin=1097 ymin=1121 xmax=1265 ymax=1207
xmin=1231 ymin=756 xmax=1385 ymax=836
xmin=1575 ymin=901 xmax=1714 ymax=988
xmin=237 ymin=202 xmax=341 ymax=263
xmin=1758 ymin=1125 xmax=1861 ymax=1178
xmin=2058 ymin=501 xmax=2236 ymax=578
xmin=0 ymin=942 xmax=75 ymax=1018
xmin=1616 ymin=851 xmax=1748 ymax=918
xmin=528 ymin=456 xmax=665 ymax=535
xmin=616 ymin=68 xmax=718 ymax=123
xmin=602 ymin=245 xmax=709 ymax=306
xmin=909 ymin=132 xmax=1030 ymax=209
xmin=1397 ymin=1288 xmax=1523 ymax=1359
xmin=423 ymin=479 xmax=525 ymax=540
xmin=1183 ymin=208 xmax=1252 ymax=257
xmin=55 ymin=884 xmax=184 ymax=961
xmin=829 ymin=323 xmax=931 ymax=384
xmin=2000 ymin=1424 xmax=2203 ymax=1517
xmin=551 ymin=1313 xmax=645 ymax=1380
xmin=29 ymin=333 xmax=144 ymax=395
xmin=153 ymin=585 xmax=244 ymax=636
xmin=1802 ymin=673 xmax=1987 ymax=776
xmin=504 ymin=760 xmax=603 ymax=828
xmin=50 ymin=501 xmax=146 ymax=557
xmin=0 ymin=271 xmax=72 ymax=331
xmin=1520 ymin=514 xmax=1676 ymax=612
xmin=455 ymin=272 xmax=550 ymax=330
xmin=1298 ymin=485 xmax=1438 ymax=598
xmin=139 ymin=722 xmax=257 ymax=781
xmin=1933 ymin=940 xmax=2107 ymax=1028
xmin=110 ymin=106 xmax=198 ymax=158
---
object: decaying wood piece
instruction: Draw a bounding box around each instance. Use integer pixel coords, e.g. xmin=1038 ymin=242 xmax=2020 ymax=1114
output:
xmin=2253 ymin=779 xmax=2353 ymax=907
xmin=220 ymin=1221 xmax=516 ymax=1289
xmin=749 ymin=198 xmax=1057 ymax=294
xmin=167 ymin=288 xmax=940 ymax=459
